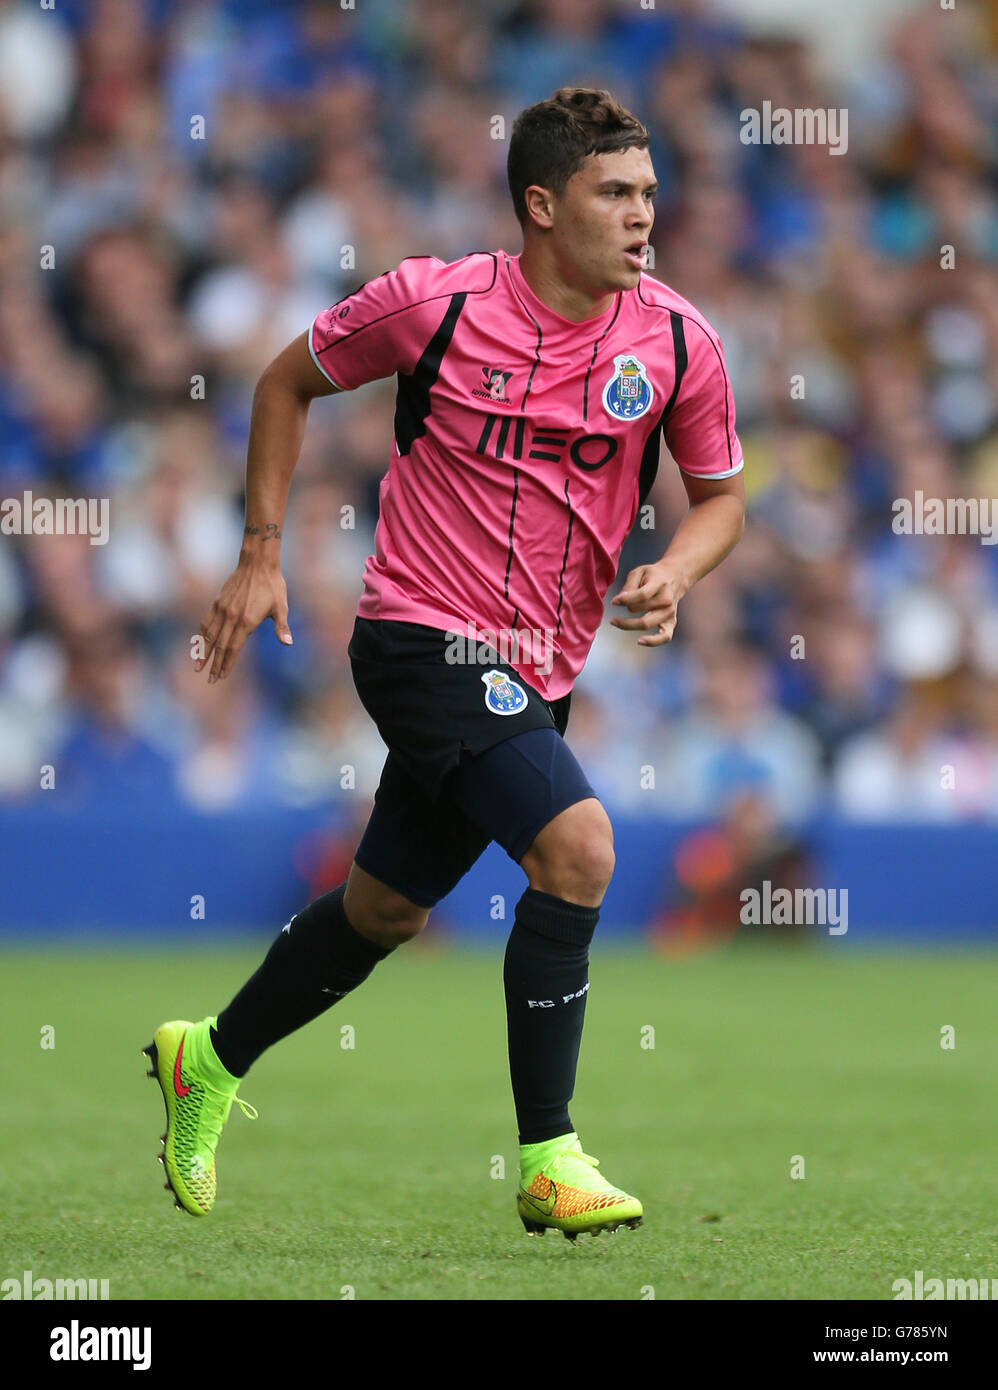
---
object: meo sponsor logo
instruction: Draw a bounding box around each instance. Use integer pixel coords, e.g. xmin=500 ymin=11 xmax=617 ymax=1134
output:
xmin=476 ymin=414 xmax=619 ymax=472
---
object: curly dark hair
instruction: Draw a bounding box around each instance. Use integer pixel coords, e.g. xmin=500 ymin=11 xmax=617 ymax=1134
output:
xmin=507 ymin=87 xmax=650 ymax=227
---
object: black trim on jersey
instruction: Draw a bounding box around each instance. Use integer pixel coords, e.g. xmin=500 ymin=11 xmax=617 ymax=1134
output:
xmin=555 ymin=479 xmax=574 ymax=639
xmin=394 ymin=292 xmax=467 ymax=456
xmin=635 ymin=280 xmax=737 ymax=472
xmin=315 ymin=257 xmax=432 ymax=353
xmin=499 ymin=253 xmax=623 ymax=630
xmin=581 ymin=298 xmax=622 ymax=422
xmin=504 ymin=254 xmax=622 ymax=421
xmin=698 ymin=319 xmax=735 ymax=472
xmin=316 ymin=254 xmax=497 ymax=361
xmin=504 ymin=467 xmax=520 ymax=615
xmin=637 ymin=310 xmax=688 ymax=507
xmin=517 ymin=318 xmax=543 ymax=413
xmin=503 ymin=255 xmax=543 ymax=413
xmin=502 ymin=255 xmax=540 ymax=624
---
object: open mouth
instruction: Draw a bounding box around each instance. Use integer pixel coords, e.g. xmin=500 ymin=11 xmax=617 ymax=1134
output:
xmin=624 ymin=243 xmax=647 ymax=268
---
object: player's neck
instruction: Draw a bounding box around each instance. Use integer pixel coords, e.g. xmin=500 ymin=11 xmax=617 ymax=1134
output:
xmin=517 ymin=245 xmax=615 ymax=324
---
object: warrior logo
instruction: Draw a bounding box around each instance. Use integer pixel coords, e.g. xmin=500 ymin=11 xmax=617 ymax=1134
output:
xmin=473 ymin=367 xmax=514 ymax=403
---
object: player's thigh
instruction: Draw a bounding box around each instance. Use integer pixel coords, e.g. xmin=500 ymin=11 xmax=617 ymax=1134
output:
xmin=351 ymin=750 xmax=492 ymax=918
xmin=445 ymin=727 xmax=612 ymax=899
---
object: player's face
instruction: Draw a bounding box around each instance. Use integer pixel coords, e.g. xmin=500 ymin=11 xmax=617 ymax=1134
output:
xmin=554 ymin=146 xmax=657 ymax=294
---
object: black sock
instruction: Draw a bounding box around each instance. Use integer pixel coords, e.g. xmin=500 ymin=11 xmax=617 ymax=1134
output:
xmin=211 ymin=883 xmax=392 ymax=1077
xmin=503 ymin=887 xmax=599 ymax=1145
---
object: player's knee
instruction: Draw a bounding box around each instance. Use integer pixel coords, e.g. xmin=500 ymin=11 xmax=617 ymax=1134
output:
xmin=344 ymin=867 xmax=429 ymax=947
xmin=355 ymin=894 xmax=428 ymax=946
xmin=522 ymin=798 xmax=615 ymax=906
xmin=383 ymin=891 xmax=430 ymax=940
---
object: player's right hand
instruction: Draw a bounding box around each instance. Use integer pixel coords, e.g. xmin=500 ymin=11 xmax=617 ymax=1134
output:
xmin=195 ymin=557 xmax=292 ymax=683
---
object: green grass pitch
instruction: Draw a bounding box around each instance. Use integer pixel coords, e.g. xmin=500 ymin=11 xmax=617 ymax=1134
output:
xmin=1 ymin=940 xmax=996 ymax=1300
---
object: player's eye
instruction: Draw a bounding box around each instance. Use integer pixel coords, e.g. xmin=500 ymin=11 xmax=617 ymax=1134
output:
xmin=604 ymin=188 xmax=656 ymax=201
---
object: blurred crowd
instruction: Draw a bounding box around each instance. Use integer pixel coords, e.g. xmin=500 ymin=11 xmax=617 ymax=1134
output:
xmin=1 ymin=0 xmax=998 ymax=827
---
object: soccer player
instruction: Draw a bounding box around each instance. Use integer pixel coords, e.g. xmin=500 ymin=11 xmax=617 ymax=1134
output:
xmin=144 ymin=88 xmax=745 ymax=1240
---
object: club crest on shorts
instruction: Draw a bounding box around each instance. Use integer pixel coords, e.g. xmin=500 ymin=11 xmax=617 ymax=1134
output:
xmin=482 ymin=669 xmax=527 ymax=715
xmin=602 ymin=353 xmax=653 ymax=420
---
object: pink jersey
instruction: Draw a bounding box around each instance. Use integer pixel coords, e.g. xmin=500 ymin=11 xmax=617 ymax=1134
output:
xmin=309 ymin=251 xmax=743 ymax=700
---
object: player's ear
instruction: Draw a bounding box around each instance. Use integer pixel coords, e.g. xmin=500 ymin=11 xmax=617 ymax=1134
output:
xmin=523 ymin=185 xmax=555 ymax=231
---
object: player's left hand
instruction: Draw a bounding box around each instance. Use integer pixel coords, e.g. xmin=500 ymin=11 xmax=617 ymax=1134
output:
xmin=610 ymin=562 xmax=689 ymax=646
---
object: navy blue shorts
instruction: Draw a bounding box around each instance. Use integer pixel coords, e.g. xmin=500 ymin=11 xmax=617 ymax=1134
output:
xmin=348 ymin=618 xmax=597 ymax=908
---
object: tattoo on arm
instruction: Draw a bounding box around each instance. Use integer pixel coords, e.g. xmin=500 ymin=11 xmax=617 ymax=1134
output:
xmin=244 ymin=524 xmax=282 ymax=540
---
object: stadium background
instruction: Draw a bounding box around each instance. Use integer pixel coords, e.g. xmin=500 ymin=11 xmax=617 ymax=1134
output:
xmin=3 ymin=0 xmax=998 ymax=1312
xmin=1 ymin=0 xmax=997 ymax=943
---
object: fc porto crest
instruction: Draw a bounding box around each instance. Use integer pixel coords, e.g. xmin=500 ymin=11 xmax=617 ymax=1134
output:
xmin=482 ymin=669 xmax=527 ymax=715
xmin=602 ymin=353 xmax=654 ymax=420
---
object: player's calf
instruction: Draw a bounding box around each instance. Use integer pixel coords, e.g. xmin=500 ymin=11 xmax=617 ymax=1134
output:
xmin=143 ymin=879 xmax=403 ymax=1216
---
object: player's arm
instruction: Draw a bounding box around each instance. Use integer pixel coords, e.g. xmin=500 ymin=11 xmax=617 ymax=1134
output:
xmin=613 ymin=311 xmax=745 ymax=648
xmin=196 ymin=333 xmax=341 ymax=682
xmin=610 ymin=469 xmax=745 ymax=647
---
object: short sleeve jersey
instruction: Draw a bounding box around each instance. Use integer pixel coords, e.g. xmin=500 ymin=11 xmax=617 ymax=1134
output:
xmin=310 ymin=251 xmax=743 ymax=700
